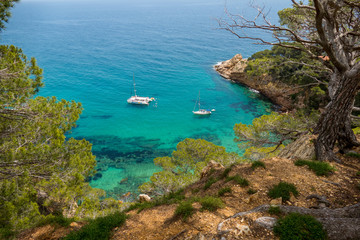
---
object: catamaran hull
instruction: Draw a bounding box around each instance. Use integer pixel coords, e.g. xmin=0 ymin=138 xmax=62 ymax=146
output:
xmin=193 ymin=110 xmax=211 ymax=115
xmin=127 ymin=96 xmax=154 ymax=105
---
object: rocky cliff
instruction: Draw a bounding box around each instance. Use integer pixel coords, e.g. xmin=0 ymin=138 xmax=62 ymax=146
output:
xmin=214 ymin=54 xmax=297 ymax=111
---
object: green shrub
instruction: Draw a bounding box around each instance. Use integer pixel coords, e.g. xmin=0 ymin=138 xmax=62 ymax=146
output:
xmin=204 ymin=177 xmax=218 ymax=190
xmin=251 ymin=160 xmax=266 ymax=170
xmin=218 ymin=187 xmax=232 ymax=196
xmin=273 ymin=213 xmax=327 ymax=240
xmin=247 ymin=188 xmax=257 ymax=195
xmin=220 ymin=167 xmax=232 ymax=179
xmin=268 ymin=181 xmax=299 ymax=202
xmin=174 ymin=201 xmax=195 ymax=221
xmin=63 ymin=212 xmax=127 ymax=240
xmin=200 ymin=196 xmax=224 ymax=212
xmin=226 ymin=175 xmax=249 ymax=187
xmin=357 ymin=182 xmax=360 ymax=191
xmin=37 ymin=214 xmax=74 ymax=227
xmin=294 ymin=160 xmax=334 ymax=176
xmin=356 ymin=171 xmax=360 ymax=176
xmin=268 ymin=206 xmax=281 ymax=216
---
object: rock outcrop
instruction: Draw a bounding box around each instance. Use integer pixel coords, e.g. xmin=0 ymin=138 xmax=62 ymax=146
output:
xmin=214 ymin=54 xmax=296 ymax=111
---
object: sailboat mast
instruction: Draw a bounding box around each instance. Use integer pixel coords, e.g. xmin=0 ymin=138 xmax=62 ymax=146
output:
xmin=198 ymin=91 xmax=201 ymax=109
xmin=133 ymin=74 xmax=137 ymax=97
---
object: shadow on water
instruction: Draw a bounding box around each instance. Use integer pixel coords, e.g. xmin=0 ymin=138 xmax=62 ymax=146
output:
xmin=76 ymin=135 xmax=173 ymax=200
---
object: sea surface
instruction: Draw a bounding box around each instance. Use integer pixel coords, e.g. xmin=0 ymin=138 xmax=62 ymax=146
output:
xmin=1 ymin=0 xmax=290 ymax=199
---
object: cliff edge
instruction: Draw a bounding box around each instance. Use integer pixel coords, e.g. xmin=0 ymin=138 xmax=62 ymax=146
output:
xmin=214 ymin=54 xmax=297 ymax=111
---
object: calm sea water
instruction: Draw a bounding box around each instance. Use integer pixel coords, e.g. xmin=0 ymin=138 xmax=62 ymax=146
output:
xmin=2 ymin=0 xmax=290 ymax=198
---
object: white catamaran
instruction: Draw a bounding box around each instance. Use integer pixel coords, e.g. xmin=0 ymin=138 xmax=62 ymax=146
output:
xmin=127 ymin=75 xmax=154 ymax=105
xmin=192 ymin=91 xmax=215 ymax=115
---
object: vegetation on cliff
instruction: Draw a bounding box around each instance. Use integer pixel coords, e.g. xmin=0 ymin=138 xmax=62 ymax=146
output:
xmin=219 ymin=0 xmax=360 ymax=162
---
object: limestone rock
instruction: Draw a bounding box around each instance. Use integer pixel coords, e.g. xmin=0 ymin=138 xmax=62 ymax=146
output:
xmin=235 ymin=224 xmax=251 ymax=236
xmin=138 ymin=194 xmax=151 ymax=203
xmin=214 ymin=54 xmax=295 ymax=110
xmin=200 ymin=160 xmax=224 ymax=179
xmin=255 ymin=217 xmax=277 ymax=230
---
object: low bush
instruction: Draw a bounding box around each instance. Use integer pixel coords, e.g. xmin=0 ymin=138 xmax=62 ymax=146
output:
xmin=251 ymin=160 xmax=266 ymax=170
xmin=63 ymin=212 xmax=127 ymax=240
xmin=226 ymin=175 xmax=249 ymax=187
xmin=174 ymin=201 xmax=195 ymax=221
xmin=200 ymin=196 xmax=224 ymax=212
xmin=273 ymin=213 xmax=327 ymax=240
xmin=294 ymin=160 xmax=334 ymax=176
xmin=218 ymin=187 xmax=232 ymax=196
xmin=268 ymin=181 xmax=299 ymax=202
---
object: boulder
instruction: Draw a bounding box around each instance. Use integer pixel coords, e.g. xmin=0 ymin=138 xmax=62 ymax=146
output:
xmin=138 ymin=194 xmax=151 ymax=203
xmin=255 ymin=217 xmax=277 ymax=230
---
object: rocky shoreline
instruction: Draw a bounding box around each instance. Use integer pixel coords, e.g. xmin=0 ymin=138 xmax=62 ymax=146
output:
xmin=214 ymin=54 xmax=295 ymax=111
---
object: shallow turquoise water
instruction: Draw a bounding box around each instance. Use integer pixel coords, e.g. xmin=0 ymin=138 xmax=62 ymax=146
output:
xmin=2 ymin=0 xmax=290 ymax=198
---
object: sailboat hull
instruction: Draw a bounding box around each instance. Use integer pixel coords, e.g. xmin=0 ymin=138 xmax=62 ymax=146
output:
xmin=192 ymin=109 xmax=211 ymax=115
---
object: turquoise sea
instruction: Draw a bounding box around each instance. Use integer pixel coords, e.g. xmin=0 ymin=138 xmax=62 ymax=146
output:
xmin=2 ymin=0 xmax=290 ymax=199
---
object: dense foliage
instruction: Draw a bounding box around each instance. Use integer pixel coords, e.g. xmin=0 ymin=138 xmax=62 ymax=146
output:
xmin=139 ymin=138 xmax=244 ymax=196
xmin=268 ymin=181 xmax=299 ymax=202
xmin=246 ymin=44 xmax=330 ymax=110
xmin=234 ymin=111 xmax=319 ymax=160
xmin=0 ymin=6 xmax=123 ymax=236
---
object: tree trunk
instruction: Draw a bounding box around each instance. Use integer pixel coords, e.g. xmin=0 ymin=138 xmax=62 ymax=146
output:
xmin=315 ymin=75 xmax=360 ymax=162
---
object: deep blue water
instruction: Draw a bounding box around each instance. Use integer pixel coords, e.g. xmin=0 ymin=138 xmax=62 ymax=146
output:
xmin=1 ymin=0 xmax=290 ymax=198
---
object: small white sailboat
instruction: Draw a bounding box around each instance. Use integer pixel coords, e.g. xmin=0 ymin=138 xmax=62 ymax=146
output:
xmin=192 ymin=91 xmax=214 ymax=115
xmin=127 ymin=75 xmax=154 ymax=105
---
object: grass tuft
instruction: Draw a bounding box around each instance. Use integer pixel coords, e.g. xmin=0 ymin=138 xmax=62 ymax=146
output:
xmin=220 ymin=167 xmax=232 ymax=179
xmin=226 ymin=175 xmax=249 ymax=187
xmin=218 ymin=187 xmax=232 ymax=196
xmin=294 ymin=160 xmax=335 ymax=176
xmin=268 ymin=181 xmax=299 ymax=202
xmin=247 ymin=188 xmax=257 ymax=195
xmin=203 ymin=177 xmax=218 ymax=190
xmin=251 ymin=160 xmax=266 ymax=170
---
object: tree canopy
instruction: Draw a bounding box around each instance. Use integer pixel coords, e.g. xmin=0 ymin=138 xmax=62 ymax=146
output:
xmin=139 ymin=138 xmax=243 ymax=196
xmin=0 ymin=4 xmax=121 ymax=236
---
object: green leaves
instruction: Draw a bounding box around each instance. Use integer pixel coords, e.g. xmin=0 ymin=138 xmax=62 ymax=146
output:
xmin=234 ymin=111 xmax=319 ymax=160
xmin=0 ymin=1 xmax=19 ymax=31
